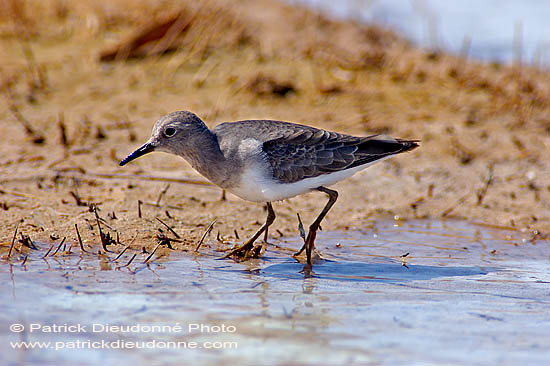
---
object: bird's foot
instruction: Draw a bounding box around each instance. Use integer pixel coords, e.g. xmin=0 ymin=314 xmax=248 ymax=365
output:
xmin=292 ymin=244 xmax=324 ymax=264
xmin=293 ymin=243 xmax=307 ymax=258
xmin=293 ymin=217 xmax=322 ymax=264
xmin=221 ymin=240 xmax=263 ymax=260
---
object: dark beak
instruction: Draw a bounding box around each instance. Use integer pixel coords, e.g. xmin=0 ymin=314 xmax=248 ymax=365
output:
xmin=119 ymin=142 xmax=155 ymax=166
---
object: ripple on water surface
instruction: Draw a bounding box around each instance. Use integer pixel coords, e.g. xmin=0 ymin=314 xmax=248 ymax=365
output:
xmin=1 ymin=219 xmax=549 ymax=366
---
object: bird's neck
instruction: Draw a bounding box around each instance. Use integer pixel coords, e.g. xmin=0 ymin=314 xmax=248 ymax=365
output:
xmin=181 ymin=129 xmax=233 ymax=188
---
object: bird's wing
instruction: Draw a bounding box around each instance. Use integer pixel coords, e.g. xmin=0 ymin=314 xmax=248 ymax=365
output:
xmin=262 ymin=129 xmax=418 ymax=184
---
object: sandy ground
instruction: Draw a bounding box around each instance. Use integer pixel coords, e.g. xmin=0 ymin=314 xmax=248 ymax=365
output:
xmin=1 ymin=0 xmax=549 ymax=254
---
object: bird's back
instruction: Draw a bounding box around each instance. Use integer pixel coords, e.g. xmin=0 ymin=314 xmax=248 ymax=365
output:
xmin=212 ymin=119 xmax=418 ymax=184
xmin=212 ymin=119 xmax=322 ymax=143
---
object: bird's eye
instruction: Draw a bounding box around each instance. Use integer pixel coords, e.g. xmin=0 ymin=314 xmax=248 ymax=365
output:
xmin=164 ymin=127 xmax=177 ymax=137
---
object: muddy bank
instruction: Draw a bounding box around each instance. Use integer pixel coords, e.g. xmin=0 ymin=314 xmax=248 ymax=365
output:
xmin=1 ymin=0 xmax=549 ymax=253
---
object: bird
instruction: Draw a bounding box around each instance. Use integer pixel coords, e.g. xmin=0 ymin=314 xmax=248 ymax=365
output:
xmin=119 ymin=111 xmax=419 ymax=265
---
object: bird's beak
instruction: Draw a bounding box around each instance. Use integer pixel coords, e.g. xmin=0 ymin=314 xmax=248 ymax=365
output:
xmin=119 ymin=141 xmax=155 ymax=166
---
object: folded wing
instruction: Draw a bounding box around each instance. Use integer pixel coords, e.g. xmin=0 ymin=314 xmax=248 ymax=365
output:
xmin=263 ymin=129 xmax=418 ymax=184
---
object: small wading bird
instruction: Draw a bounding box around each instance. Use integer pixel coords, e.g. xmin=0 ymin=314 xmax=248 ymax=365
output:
xmin=120 ymin=111 xmax=419 ymax=265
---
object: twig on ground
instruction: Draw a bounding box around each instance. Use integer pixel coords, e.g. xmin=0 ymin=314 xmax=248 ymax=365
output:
xmin=195 ymin=218 xmax=217 ymax=252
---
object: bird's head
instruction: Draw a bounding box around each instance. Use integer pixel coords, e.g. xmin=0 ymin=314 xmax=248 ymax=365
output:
xmin=119 ymin=111 xmax=207 ymax=166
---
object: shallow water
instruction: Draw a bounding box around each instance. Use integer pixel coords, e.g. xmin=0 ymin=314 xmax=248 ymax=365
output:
xmin=2 ymin=220 xmax=549 ymax=366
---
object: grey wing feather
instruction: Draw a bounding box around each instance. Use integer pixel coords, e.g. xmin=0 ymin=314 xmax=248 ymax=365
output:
xmin=263 ymin=129 xmax=418 ymax=184
xmin=213 ymin=119 xmax=418 ymax=184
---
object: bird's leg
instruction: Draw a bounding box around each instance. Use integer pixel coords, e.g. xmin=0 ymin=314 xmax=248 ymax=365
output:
xmin=293 ymin=187 xmax=338 ymax=265
xmin=293 ymin=213 xmax=307 ymax=253
xmin=222 ymin=202 xmax=275 ymax=259
xmin=296 ymin=213 xmax=307 ymax=242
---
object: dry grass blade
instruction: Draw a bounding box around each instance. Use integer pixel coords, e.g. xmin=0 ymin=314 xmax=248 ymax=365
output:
xmin=18 ymin=233 xmax=38 ymax=251
xmin=69 ymin=191 xmax=88 ymax=207
xmin=155 ymin=184 xmax=171 ymax=206
xmin=155 ymin=217 xmax=180 ymax=238
xmin=143 ymin=243 xmax=161 ymax=263
xmin=119 ymin=254 xmax=137 ymax=268
xmin=8 ymin=223 xmax=19 ymax=258
xmin=476 ymin=163 xmax=495 ymax=206
xmin=7 ymin=100 xmax=45 ymax=144
xmin=58 ymin=112 xmax=69 ymax=147
xmin=41 ymin=243 xmax=55 ymax=259
xmin=50 ymin=237 xmax=66 ymax=256
xmin=95 ymin=208 xmax=115 ymax=252
xmin=113 ymin=245 xmax=130 ymax=262
xmin=66 ymin=240 xmax=73 ymax=254
xmin=75 ymin=223 xmax=89 ymax=253
xmin=156 ymin=233 xmax=182 ymax=249
xmin=195 ymin=218 xmax=217 ymax=252
xmin=112 ymin=232 xmax=138 ymax=262
xmin=441 ymin=195 xmax=469 ymax=217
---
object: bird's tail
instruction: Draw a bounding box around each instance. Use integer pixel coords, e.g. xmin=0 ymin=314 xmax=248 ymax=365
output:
xmin=396 ymin=138 xmax=420 ymax=152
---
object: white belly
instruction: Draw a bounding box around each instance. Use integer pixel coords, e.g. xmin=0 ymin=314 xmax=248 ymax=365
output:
xmin=227 ymin=158 xmax=389 ymax=202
